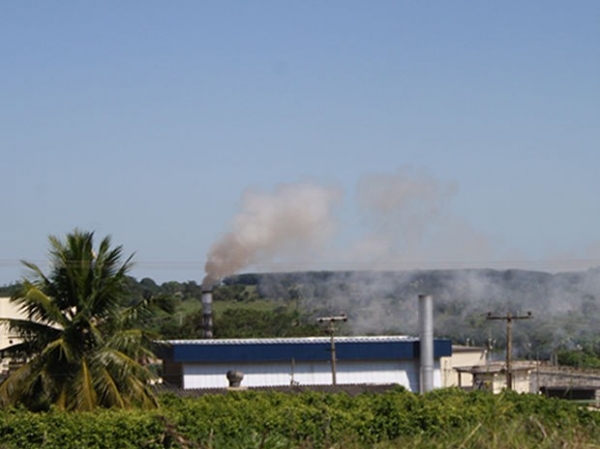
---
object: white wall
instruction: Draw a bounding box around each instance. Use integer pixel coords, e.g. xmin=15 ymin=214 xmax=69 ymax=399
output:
xmin=0 ymin=297 xmax=23 ymax=350
xmin=182 ymin=359 xmax=442 ymax=392
xmin=0 ymin=297 xmax=25 ymax=374
xmin=441 ymin=346 xmax=487 ymax=388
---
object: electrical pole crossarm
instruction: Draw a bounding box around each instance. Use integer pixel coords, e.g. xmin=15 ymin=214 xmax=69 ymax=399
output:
xmin=486 ymin=311 xmax=533 ymax=321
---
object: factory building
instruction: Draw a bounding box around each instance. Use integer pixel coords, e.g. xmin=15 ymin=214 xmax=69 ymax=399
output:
xmin=159 ymin=336 xmax=452 ymax=391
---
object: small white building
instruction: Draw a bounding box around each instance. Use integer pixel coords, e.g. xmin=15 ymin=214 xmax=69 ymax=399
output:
xmin=441 ymin=345 xmax=487 ymax=388
xmin=0 ymin=297 xmax=21 ymax=348
xmin=454 ymin=361 xmax=537 ymax=393
xmin=159 ymin=336 xmax=453 ymax=391
xmin=0 ymin=297 xmax=23 ymax=374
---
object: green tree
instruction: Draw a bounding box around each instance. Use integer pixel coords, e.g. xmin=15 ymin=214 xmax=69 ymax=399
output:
xmin=211 ymin=307 xmax=321 ymax=338
xmin=0 ymin=230 xmax=159 ymax=411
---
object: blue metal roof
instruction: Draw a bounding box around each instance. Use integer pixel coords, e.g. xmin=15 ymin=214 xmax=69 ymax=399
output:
xmin=159 ymin=336 xmax=452 ymax=363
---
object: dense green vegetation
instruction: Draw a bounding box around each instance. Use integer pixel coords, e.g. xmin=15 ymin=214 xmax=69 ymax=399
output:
xmin=0 ymin=389 xmax=597 ymax=448
xmin=557 ymin=345 xmax=600 ymax=369
xmin=0 ymin=283 xmax=20 ymax=297
xmin=0 ymin=230 xmax=165 ymax=411
xmin=115 ymin=276 xmax=323 ymax=340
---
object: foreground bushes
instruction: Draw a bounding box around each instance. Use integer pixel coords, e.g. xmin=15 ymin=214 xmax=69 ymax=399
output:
xmin=0 ymin=388 xmax=598 ymax=448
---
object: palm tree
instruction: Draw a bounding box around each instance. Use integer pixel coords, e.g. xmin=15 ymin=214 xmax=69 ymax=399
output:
xmin=0 ymin=230 xmax=159 ymax=411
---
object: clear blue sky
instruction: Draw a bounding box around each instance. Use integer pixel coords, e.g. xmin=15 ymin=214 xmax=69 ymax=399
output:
xmin=2 ymin=1 xmax=599 ymax=285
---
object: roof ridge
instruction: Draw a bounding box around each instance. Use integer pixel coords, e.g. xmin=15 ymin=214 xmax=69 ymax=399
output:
xmin=161 ymin=335 xmax=420 ymax=345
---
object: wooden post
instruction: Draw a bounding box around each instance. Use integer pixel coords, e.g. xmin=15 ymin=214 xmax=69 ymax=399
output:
xmin=486 ymin=311 xmax=532 ymax=390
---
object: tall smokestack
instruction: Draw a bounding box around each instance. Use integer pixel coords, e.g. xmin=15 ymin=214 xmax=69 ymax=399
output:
xmin=418 ymin=294 xmax=434 ymax=393
xmin=201 ymin=287 xmax=213 ymax=339
xmin=201 ymin=183 xmax=339 ymax=339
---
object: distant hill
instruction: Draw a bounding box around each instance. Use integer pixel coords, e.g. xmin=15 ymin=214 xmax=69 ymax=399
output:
xmin=225 ymin=268 xmax=600 ymax=358
xmin=3 ymin=268 xmax=599 ymax=358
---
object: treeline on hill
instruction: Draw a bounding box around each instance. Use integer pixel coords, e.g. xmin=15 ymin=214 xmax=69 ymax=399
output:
xmin=0 ymin=388 xmax=598 ymax=449
xmin=2 ymin=268 xmax=600 ymax=366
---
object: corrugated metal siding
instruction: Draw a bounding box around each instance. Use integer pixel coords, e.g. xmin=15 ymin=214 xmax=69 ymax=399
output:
xmin=168 ymin=337 xmax=452 ymax=364
xmin=433 ymin=361 xmax=442 ymax=388
xmin=181 ymin=359 xmax=441 ymax=392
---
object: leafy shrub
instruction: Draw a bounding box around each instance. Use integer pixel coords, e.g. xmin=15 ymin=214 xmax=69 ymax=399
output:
xmin=0 ymin=389 xmax=598 ymax=448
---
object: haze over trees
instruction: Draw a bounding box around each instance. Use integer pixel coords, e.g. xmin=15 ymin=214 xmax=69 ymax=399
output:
xmin=120 ymin=268 xmax=600 ymax=366
xmin=2 ymin=261 xmax=599 ymax=369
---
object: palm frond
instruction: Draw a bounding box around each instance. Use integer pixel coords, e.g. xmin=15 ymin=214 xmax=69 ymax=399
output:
xmin=11 ymin=286 xmax=69 ymax=329
xmin=105 ymin=328 xmax=158 ymax=362
xmin=91 ymin=348 xmax=158 ymax=408
xmin=95 ymin=367 xmax=126 ymax=409
xmin=0 ymin=359 xmax=44 ymax=407
xmin=95 ymin=347 xmax=157 ymax=384
xmin=55 ymin=384 xmax=68 ymax=411
xmin=119 ymin=294 xmax=174 ymax=329
xmin=73 ymin=358 xmax=97 ymax=411
xmin=20 ymin=260 xmax=51 ymax=287
xmin=5 ymin=229 xmax=156 ymax=411
xmin=123 ymin=375 xmax=159 ymax=409
xmin=40 ymin=337 xmax=75 ymax=364
xmin=0 ymin=319 xmax=61 ymax=358
xmin=0 ymin=318 xmax=60 ymax=339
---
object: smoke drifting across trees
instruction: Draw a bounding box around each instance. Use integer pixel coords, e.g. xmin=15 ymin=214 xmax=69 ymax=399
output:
xmin=248 ymin=267 xmax=600 ymax=358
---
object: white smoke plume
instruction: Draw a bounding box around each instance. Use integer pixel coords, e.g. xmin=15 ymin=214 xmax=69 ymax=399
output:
xmin=203 ymin=167 xmax=504 ymax=285
xmin=344 ymin=167 xmax=497 ymax=268
xmin=353 ymin=167 xmax=458 ymax=258
xmin=203 ymin=182 xmax=341 ymax=287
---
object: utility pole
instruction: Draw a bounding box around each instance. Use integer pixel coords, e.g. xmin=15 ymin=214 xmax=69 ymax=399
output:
xmin=486 ymin=311 xmax=532 ymax=390
xmin=317 ymin=314 xmax=347 ymax=386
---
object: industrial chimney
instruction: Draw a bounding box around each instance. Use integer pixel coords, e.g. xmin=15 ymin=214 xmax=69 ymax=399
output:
xmin=418 ymin=294 xmax=434 ymax=393
xmin=201 ymin=286 xmax=213 ymax=339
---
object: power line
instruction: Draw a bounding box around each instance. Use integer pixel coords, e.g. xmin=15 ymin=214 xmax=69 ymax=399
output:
xmin=1 ymin=258 xmax=600 ymax=271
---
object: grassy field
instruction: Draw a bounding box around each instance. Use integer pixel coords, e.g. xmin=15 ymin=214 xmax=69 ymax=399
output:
xmin=173 ymin=298 xmax=287 ymax=320
xmin=210 ymin=299 xmax=286 ymax=314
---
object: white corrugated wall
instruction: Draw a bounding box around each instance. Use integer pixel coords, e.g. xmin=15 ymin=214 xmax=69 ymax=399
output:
xmin=182 ymin=360 xmax=442 ymax=391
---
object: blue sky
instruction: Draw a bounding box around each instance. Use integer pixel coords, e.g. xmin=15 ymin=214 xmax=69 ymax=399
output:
xmin=1 ymin=1 xmax=599 ymax=285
